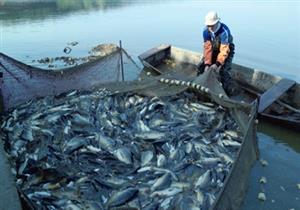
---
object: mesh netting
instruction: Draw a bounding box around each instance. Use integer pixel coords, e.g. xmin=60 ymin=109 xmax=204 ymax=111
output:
xmin=0 ymin=44 xmax=141 ymax=111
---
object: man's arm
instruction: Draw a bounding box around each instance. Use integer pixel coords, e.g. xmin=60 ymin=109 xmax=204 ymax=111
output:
xmin=216 ymin=30 xmax=231 ymax=66
xmin=203 ymin=30 xmax=213 ymax=65
xmin=216 ymin=44 xmax=230 ymax=66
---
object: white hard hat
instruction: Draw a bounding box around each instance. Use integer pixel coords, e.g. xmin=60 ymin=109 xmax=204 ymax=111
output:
xmin=205 ymin=11 xmax=220 ymax=26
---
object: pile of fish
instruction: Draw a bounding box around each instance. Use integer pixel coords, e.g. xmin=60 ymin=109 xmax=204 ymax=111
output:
xmin=31 ymin=43 xmax=118 ymax=69
xmin=33 ymin=56 xmax=88 ymax=68
xmin=0 ymin=88 xmax=243 ymax=210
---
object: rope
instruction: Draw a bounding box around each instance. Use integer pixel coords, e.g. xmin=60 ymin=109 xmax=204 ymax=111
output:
xmin=121 ymin=48 xmax=142 ymax=71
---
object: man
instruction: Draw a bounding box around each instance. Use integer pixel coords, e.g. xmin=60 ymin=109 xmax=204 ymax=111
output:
xmin=198 ymin=11 xmax=235 ymax=93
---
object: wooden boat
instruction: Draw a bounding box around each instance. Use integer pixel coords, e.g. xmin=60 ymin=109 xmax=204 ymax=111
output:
xmin=139 ymin=44 xmax=300 ymax=131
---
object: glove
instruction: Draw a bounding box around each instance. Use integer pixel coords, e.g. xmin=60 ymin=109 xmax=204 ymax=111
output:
xmin=204 ymin=64 xmax=210 ymax=72
xmin=216 ymin=61 xmax=222 ymax=73
xmin=211 ymin=63 xmax=222 ymax=73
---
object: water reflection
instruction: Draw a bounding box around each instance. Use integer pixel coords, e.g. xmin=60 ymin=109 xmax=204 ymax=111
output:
xmin=241 ymin=132 xmax=300 ymax=210
xmin=0 ymin=0 xmax=137 ymax=25
xmin=258 ymin=121 xmax=300 ymax=153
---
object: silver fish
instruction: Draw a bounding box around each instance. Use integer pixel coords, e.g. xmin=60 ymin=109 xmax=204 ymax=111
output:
xmin=63 ymin=136 xmax=87 ymax=154
xmin=135 ymin=131 xmax=165 ymax=140
xmin=114 ymin=147 xmax=132 ymax=165
xmin=95 ymin=133 xmax=116 ymax=151
xmin=151 ymin=173 xmax=172 ymax=191
xmin=107 ymin=187 xmax=138 ymax=207
xmin=195 ymin=170 xmax=211 ymax=189
xmin=157 ymin=154 xmax=167 ymax=167
xmin=21 ymin=126 xmax=34 ymax=141
xmin=150 ymin=187 xmax=182 ymax=197
xmin=72 ymin=113 xmax=90 ymax=125
xmin=141 ymin=150 xmax=154 ymax=166
xmin=222 ymin=140 xmax=241 ymax=148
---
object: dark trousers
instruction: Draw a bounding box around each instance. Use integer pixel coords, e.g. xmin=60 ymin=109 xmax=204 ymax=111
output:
xmin=197 ymin=45 xmax=234 ymax=92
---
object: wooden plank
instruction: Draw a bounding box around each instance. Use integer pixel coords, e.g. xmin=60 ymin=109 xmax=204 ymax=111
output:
xmin=239 ymin=84 xmax=300 ymax=114
xmin=258 ymin=78 xmax=295 ymax=113
xmin=141 ymin=60 xmax=163 ymax=75
xmin=138 ymin=44 xmax=171 ymax=61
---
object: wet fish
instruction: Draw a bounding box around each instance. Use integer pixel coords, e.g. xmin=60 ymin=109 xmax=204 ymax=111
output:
xmin=195 ymin=170 xmax=211 ymax=189
xmin=95 ymin=133 xmax=116 ymax=151
xmin=63 ymin=136 xmax=87 ymax=154
xmin=114 ymin=147 xmax=133 ymax=165
xmin=151 ymin=173 xmax=172 ymax=191
xmin=157 ymin=154 xmax=167 ymax=167
xmin=150 ymin=187 xmax=182 ymax=197
xmin=21 ymin=126 xmax=34 ymax=141
xmin=72 ymin=113 xmax=90 ymax=125
xmin=135 ymin=131 xmax=165 ymax=141
xmin=143 ymin=202 xmax=160 ymax=210
xmin=222 ymin=139 xmax=241 ymax=148
xmin=141 ymin=150 xmax=154 ymax=166
xmin=0 ymin=88 xmax=243 ymax=210
xmin=107 ymin=187 xmax=138 ymax=207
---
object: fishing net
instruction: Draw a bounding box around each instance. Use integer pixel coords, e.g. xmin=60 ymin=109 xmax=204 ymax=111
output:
xmin=0 ymin=44 xmax=141 ymax=111
xmin=0 ymin=44 xmax=258 ymax=210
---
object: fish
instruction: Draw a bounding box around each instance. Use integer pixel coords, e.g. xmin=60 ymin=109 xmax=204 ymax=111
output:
xmin=148 ymin=101 xmax=165 ymax=111
xmin=157 ymin=154 xmax=167 ymax=167
xmin=21 ymin=126 xmax=34 ymax=141
xmin=142 ymin=202 xmax=160 ymax=210
xmin=197 ymin=157 xmax=221 ymax=167
xmin=63 ymin=136 xmax=87 ymax=154
xmin=160 ymin=196 xmax=173 ymax=208
xmin=138 ymin=166 xmax=178 ymax=181
xmin=2 ymin=117 xmax=14 ymax=132
xmin=47 ymin=104 xmax=73 ymax=113
xmin=224 ymin=130 xmax=239 ymax=139
xmin=141 ymin=150 xmax=154 ymax=166
xmin=150 ymin=187 xmax=182 ymax=197
xmin=222 ymin=140 xmax=241 ymax=148
xmin=27 ymin=191 xmax=52 ymax=199
xmin=0 ymin=88 xmax=243 ymax=210
xmin=95 ymin=133 xmax=116 ymax=151
xmin=196 ymin=190 xmax=205 ymax=205
xmin=12 ymin=123 xmax=23 ymax=139
xmin=45 ymin=113 xmax=61 ymax=123
xmin=114 ymin=147 xmax=133 ymax=165
xmin=135 ymin=118 xmax=150 ymax=132
xmin=169 ymin=148 xmax=186 ymax=162
xmin=72 ymin=113 xmax=91 ymax=125
xmin=172 ymin=195 xmax=200 ymax=210
xmin=135 ymin=131 xmax=165 ymax=141
xmin=195 ymin=170 xmax=211 ymax=189
xmin=151 ymin=173 xmax=172 ymax=191
xmin=107 ymin=187 xmax=138 ymax=207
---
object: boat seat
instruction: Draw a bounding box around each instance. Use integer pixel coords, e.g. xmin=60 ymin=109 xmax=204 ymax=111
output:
xmin=258 ymin=78 xmax=296 ymax=113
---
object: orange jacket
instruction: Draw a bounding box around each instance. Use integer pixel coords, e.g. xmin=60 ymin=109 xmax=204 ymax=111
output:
xmin=203 ymin=22 xmax=233 ymax=65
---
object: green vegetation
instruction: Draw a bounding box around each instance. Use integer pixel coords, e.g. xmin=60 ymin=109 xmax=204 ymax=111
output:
xmin=55 ymin=0 xmax=132 ymax=11
xmin=0 ymin=0 xmax=136 ymax=25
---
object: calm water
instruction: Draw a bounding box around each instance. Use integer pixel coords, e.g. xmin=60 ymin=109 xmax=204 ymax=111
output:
xmin=1 ymin=0 xmax=300 ymax=209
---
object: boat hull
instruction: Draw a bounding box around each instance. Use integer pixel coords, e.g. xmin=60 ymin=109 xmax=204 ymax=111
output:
xmin=139 ymin=44 xmax=300 ymax=131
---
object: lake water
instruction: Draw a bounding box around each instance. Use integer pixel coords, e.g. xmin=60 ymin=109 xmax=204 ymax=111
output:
xmin=1 ymin=0 xmax=300 ymax=209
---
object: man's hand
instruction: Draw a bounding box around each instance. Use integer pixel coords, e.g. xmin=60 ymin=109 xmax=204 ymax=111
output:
xmin=211 ymin=63 xmax=222 ymax=73
xmin=204 ymin=64 xmax=210 ymax=72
